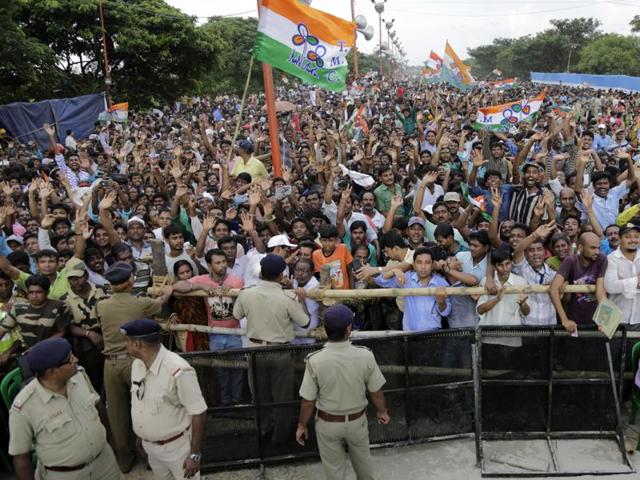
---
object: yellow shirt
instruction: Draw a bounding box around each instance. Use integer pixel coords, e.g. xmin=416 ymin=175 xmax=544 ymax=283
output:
xmin=230 ymin=155 xmax=268 ymax=180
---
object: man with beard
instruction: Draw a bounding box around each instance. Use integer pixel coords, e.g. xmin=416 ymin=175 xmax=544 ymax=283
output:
xmin=549 ymin=232 xmax=607 ymax=333
xmin=604 ymin=224 xmax=640 ymax=329
xmin=163 ymin=223 xmax=198 ymax=276
xmin=360 ymin=191 xmax=386 ymax=230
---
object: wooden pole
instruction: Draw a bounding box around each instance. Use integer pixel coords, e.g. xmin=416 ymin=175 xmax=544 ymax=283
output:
xmin=256 ymin=0 xmax=283 ymax=177
xmin=149 ymin=284 xmax=596 ymax=299
xmin=98 ymin=0 xmax=112 ymax=107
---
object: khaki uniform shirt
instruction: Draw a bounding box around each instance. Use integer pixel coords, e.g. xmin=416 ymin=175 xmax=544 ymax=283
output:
xmin=96 ymin=292 xmax=162 ymax=355
xmin=299 ymin=341 xmax=386 ymax=415
xmin=8 ymin=368 xmax=107 ymax=467
xmin=232 ymin=280 xmax=309 ymax=343
xmin=131 ymin=345 xmax=207 ymax=442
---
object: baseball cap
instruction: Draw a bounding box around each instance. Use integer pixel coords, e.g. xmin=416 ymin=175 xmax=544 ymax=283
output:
xmin=127 ymin=216 xmax=146 ymax=227
xmin=443 ymin=192 xmax=461 ymax=203
xmin=67 ymin=261 xmax=88 ymax=278
xmin=408 ymin=216 xmax=426 ymax=228
xmin=597 ymin=123 xmax=606 ymax=129
xmin=267 ymin=234 xmax=296 ymax=248
xmin=619 ymin=223 xmax=640 ymax=236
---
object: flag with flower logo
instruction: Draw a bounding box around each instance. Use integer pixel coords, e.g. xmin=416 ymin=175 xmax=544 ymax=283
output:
xmin=474 ymin=92 xmax=546 ymax=132
xmin=440 ymin=41 xmax=474 ymax=91
xmin=253 ymin=0 xmax=355 ymax=92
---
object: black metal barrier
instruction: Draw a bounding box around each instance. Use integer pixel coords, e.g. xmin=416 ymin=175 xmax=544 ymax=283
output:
xmin=180 ymin=326 xmax=637 ymax=476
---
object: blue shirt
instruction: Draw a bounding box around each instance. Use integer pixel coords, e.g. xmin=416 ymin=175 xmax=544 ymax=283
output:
xmin=592 ymin=183 xmax=628 ymax=230
xmin=471 ymin=184 xmax=514 ymax=223
xmin=593 ymin=134 xmax=612 ymax=152
xmin=374 ymin=272 xmax=451 ymax=331
xmin=455 ymin=251 xmax=487 ymax=283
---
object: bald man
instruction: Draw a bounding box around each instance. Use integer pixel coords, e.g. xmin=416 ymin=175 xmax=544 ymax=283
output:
xmin=549 ymin=232 xmax=608 ymax=333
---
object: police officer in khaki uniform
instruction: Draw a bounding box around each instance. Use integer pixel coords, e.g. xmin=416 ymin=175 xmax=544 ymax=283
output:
xmin=121 ymin=319 xmax=208 ymax=480
xmin=296 ymin=305 xmax=390 ymax=480
xmin=96 ymin=262 xmax=173 ymax=472
xmin=233 ymin=254 xmax=309 ymax=444
xmin=8 ymin=338 xmax=120 ymax=480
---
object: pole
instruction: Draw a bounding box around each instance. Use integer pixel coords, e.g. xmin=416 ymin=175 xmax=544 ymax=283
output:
xmin=378 ymin=13 xmax=383 ymax=77
xmin=98 ymin=0 xmax=112 ymax=107
xmin=256 ymin=0 xmax=283 ymax=177
xmin=350 ymin=0 xmax=359 ymax=80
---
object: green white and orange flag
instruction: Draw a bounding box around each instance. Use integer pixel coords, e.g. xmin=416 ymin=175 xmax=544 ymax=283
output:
xmin=441 ymin=41 xmax=474 ymax=90
xmin=474 ymin=91 xmax=546 ymax=132
xmin=108 ymin=102 xmax=128 ymax=123
xmin=253 ymin=0 xmax=355 ymax=92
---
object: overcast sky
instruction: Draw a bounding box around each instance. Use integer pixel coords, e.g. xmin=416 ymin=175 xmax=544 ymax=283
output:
xmin=165 ymin=0 xmax=635 ymax=65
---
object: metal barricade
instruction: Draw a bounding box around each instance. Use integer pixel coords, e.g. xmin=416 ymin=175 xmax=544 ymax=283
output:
xmin=180 ymin=326 xmax=637 ymax=476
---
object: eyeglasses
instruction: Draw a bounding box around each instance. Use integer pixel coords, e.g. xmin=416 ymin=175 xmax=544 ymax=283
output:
xmin=133 ymin=379 xmax=145 ymax=400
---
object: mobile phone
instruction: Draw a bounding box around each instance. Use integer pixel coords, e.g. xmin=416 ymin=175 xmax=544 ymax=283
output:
xmin=352 ymin=258 xmax=362 ymax=272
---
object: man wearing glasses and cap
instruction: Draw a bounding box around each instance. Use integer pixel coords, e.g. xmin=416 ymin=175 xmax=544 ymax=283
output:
xmin=8 ymin=338 xmax=119 ymax=479
xmin=122 ymin=319 xmax=207 ymax=480
xmin=296 ymin=304 xmax=389 ymax=480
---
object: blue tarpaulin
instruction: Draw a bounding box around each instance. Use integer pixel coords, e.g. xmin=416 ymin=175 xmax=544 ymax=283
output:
xmin=0 ymin=93 xmax=106 ymax=149
xmin=530 ymin=72 xmax=640 ymax=92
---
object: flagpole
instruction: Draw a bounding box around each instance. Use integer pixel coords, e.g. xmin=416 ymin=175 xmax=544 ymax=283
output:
xmin=256 ymin=0 xmax=283 ymax=177
xmin=350 ymin=0 xmax=359 ymax=80
xmin=98 ymin=0 xmax=112 ymax=108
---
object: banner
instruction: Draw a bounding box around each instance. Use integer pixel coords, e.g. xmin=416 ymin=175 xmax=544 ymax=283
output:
xmin=474 ymin=92 xmax=546 ymax=132
xmin=253 ymin=0 xmax=355 ymax=92
xmin=441 ymin=41 xmax=475 ymax=90
xmin=108 ymin=102 xmax=128 ymax=123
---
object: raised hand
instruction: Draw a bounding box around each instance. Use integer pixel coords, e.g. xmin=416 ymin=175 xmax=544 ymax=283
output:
xmin=202 ymin=212 xmax=216 ymax=232
xmin=471 ymin=149 xmax=487 ymax=169
xmin=390 ymin=194 xmax=403 ymax=210
xmin=99 ymin=191 xmax=118 ymax=211
xmin=240 ymin=211 xmax=255 ymax=233
xmin=41 ymin=214 xmax=56 ymax=230
xmin=421 ymin=171 xmax=438 ymax=186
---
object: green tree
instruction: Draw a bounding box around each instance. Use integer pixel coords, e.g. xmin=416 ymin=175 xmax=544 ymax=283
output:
xmin=0 ymin=2 xmax=61 ymax=103
xmin=630 ymin=15 xmax=640 ymax=33
xmin=577 ymin=34 xmax=640 ymax=76
xmin=13 ymin=0 xmax=221 ymax=106
xmin=199 ymin=16 xmax=263 ymax=96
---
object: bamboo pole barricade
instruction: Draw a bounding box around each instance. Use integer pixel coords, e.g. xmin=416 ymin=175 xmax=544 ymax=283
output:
xmin=149 ymin=283 xmax=597 ymax=300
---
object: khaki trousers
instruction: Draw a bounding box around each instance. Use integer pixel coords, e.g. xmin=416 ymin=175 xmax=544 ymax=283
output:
xmin=142 ymin=432 xmax=201 ymax=480
xmin=37 ymin=443 xmax=120 ymax=480
xmin=316 ymin=414 xmax=375 ymax=480
xmin=103 ymin=357 xmax=136 ymax=472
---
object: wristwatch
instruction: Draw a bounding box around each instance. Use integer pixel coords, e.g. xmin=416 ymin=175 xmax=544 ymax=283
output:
xmin=189 ymin=453 xmax=202 ymax=463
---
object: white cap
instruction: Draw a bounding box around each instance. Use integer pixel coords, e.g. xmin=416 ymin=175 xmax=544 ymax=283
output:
xmin=423 ymin=205 xmax=434 ymax=215
xmin=127 ymin=216 xmax=146 ymax=227
xmin=597 ymin=123 xmax=606 ymax=129
xmin=6 ymin=235 xmax=23 ymax=245
xmin=267 ymin=234 xmax=296 ymax=249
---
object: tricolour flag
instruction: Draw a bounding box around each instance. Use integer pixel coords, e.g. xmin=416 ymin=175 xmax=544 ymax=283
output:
xmin=426 ymin=50 xmax=443 ymax=71
xmin=474 ymin=92 xmax=546 ymax=132
xmin=441 ymin=41 xmax=474 ymax=90
xmin=108 ymin=102 xmax=128 ymax=123
xmin=460 ymin=183 xmax=492 ymax=222
xmin=492 ymin=78 xmax=518 ymax=91
xmin=253 ymin=0 xmax=355 ymax=92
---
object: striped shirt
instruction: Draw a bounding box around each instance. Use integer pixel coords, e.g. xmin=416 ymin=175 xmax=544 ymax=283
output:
xmin=508 ymin=185 xmax=546 ymax=225
xmin=2 ymin=299 xmax=70 ymax=348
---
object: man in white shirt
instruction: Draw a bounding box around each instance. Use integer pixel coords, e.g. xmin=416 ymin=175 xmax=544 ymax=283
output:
xmin=604 ymin=223 xmax=640 ymax=329
xmin=243 ymin=234 xmax=295 ymax=287
xmin=292 ymin=258 xmax=320 ymax=344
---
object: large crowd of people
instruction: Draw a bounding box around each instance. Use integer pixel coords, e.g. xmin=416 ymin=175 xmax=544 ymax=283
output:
xmin=1 ymin=75 xmax=640 ymax=475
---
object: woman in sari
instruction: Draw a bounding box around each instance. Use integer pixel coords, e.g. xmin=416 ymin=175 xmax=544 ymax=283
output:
xmin=170 ymin=260 xmax=209 ymax=352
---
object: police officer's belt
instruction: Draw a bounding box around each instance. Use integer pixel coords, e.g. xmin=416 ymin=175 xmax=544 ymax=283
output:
xmin=45 ymin=455 xmax=96 ymax=472
xmin=249 ymin=338 xmax=287 ymax=345
xmin=146 ymin=427 xmax=189 ymax=445
xmin=104 ymin=353 xmax=130 ymax=360
xmin=317 ymin=409 xmax=366 ymax=422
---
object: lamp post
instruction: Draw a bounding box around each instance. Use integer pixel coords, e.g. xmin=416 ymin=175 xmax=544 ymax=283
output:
xmin=353 ymin=12 xmax=374 ymax=80
xmin=371 ymin=1 xmax=386 ymax=77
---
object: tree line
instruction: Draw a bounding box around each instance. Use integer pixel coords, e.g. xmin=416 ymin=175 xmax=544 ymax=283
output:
xmin=465 ymin=17 xmax=640 ymax=80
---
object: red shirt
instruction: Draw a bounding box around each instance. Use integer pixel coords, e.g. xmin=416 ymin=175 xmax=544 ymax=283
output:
xmin=190 ymin=273 xmax=244 ymax=328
